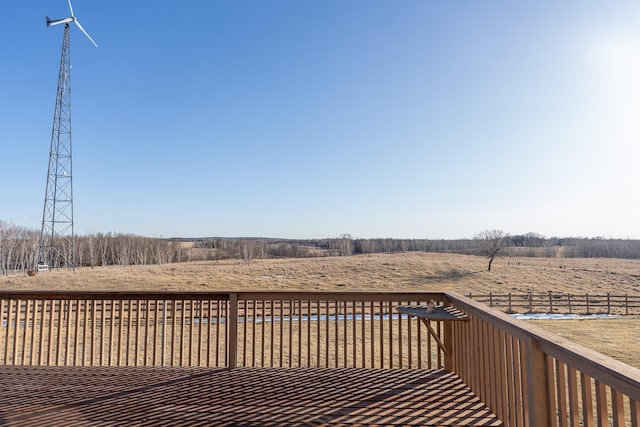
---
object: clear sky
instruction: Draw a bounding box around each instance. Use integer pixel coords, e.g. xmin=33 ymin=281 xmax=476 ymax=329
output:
xmin=1 ymin=1 xmax=639 ymax=239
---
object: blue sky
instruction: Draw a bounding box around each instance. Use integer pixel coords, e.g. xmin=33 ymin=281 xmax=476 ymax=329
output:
xmin=2 ymin=1 xmax=639 ymax=239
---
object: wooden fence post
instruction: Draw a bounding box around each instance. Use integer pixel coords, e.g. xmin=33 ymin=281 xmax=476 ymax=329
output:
xmin=607 ymin=293 xmax=611 ymax=314
xmin=586 ymin=293 xmax=590 ymax=315
xmin=568 ymin=294 xmax=572 ymax=314
xmin=548 ymin=291 xmax=553 ymax=313
xmin=625 ymin=294 xmax=629 ymax=316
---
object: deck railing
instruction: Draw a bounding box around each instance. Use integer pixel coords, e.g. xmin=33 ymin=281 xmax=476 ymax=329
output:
xmin=446 ymin=291 xmax=640 ymax=427
xmin=1 ymin=290 xmax=639 ymax=426
xmin=0 ymin=291 xmax=445 ymax=369
xmin=0 ymin=292 xmax=232 ymax=367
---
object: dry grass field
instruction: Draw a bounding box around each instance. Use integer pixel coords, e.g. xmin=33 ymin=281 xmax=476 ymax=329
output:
xmin=1 ymin=252 xmax=639 ymax=367
xmin=528 ymin=318 xmax=640 ymax=368
xmin=3 ymin=252 xmax=640 ymax=294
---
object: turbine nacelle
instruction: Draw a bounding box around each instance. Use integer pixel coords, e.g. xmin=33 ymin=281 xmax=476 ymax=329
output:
xmin=46 ymin=16 xmax=74 ymax=27
xmin=46 ymin=0 xmax=98 ymax=48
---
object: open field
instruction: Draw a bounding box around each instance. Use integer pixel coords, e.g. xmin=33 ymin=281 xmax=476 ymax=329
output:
xmin=528 ymin=317 xmax=640 ymax=368
xmin=3 ymin=252 xmax=640 ymax=294
xmin=1 ymin=252 xmax=639 ymax=367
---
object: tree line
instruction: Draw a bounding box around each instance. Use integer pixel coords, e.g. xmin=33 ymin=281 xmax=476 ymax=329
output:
xmin=2 ymin=221 xmax=640 ymax=276
xmin=0 ymin=222 xmax=192 ymax=275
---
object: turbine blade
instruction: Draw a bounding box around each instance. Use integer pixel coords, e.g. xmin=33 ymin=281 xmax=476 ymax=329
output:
xmin=74 ymin=20 xmax=98 ymax=47
xmin=67 ymin=0 xmax=75 ymax=17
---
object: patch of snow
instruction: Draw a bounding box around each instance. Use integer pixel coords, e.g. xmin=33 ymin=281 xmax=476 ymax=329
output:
xmin=512 ymin=313 xmax=622 ymax=320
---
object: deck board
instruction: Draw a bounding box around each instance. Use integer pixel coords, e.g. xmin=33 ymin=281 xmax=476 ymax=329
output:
xmin=0 ymin=366 xmax=502 ymax=426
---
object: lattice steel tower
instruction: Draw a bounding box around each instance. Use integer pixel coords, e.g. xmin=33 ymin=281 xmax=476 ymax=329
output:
xmin=39 ymin=24 xmax=74 ymax=269
xmin=39 ymin=2 xmax=97 ymax=269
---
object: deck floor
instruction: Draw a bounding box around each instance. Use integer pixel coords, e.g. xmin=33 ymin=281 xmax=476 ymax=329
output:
xmin=0 ymin=366 xmax=502 ymax=426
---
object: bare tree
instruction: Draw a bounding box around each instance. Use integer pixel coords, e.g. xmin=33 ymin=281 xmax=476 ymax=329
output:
xmin=87 ymin=233 xmax=96 ymax=268
xmin=475 ymin=230 xmax=508 ymax=271
xmin=328 ymin=234 xmax=354 ymax=256
xmin=0 ymin=222 xmax=40 ymax=276
xmin=338 ymin=234 xmax=354 ymax=256
xmin=257 ymin=240 xmax=269 ymax=259
xmin=239 ymin=240 xmax=256 ymax=265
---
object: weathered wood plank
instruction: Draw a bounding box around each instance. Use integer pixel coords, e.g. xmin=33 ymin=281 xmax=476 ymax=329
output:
xmin=0 ymin=366 xmax=501 ymax=426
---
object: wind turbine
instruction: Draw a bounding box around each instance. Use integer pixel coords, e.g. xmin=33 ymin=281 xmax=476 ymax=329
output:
xmin=38 ymin=0 xmax=97 ymax=270
xmin=46 ymin=0 xmax=98 ymax=47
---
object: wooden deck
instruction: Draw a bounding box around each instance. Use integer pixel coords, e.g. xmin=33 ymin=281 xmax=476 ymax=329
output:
xmin=0 ymin=366 xmax=502 ymax=426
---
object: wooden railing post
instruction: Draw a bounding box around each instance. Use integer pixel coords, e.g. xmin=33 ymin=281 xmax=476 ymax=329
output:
xmin=161 ymin=300 xmax=166 ymax=366
xmin=444 ymin=321 xmax=453 ymax=372
xmin=228 ymin=293 xmax=238 ymax=369
xmin=525 ymin=336 xmax=550 ymax=426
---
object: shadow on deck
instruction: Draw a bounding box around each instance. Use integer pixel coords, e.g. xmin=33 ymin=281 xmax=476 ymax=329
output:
xmin=0 ymin=366 xmax=501 ymax=426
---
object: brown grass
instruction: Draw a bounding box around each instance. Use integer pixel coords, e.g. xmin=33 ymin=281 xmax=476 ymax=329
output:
xmin=2 ymin=252 xmax=639 ymax=367
xmin=3 ymin=252 xmax=640 ymax=294
xmin=528 ymin=317 xmax=640 ymax=368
